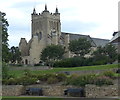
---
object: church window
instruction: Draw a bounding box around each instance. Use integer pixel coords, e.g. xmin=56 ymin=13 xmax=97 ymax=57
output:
xmin=39 ymin=32 xmax=42 ymax=40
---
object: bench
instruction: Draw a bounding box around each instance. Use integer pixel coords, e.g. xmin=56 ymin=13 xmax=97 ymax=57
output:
xmin=64 ymin=88 xmax=85 ymax=97
xmin=26 ymin=88 xmax=43 ymax=96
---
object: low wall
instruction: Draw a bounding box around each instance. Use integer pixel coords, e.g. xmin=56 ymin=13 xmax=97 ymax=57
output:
xmin=85 ymin=84 xmax=118 ymax=98
xmin=26 ymin=85 xmax=81 ymax=96
xmin=2 ymin=85 xmax=25 ymax=96
xmin=2 ymin=84 xmax=119 ymax=97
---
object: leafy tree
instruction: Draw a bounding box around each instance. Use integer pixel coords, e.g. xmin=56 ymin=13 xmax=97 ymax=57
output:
xmin=104 ymin=44 xmax=117 ymax=63
xmin=9 ymin=46 xmax=21 ymax=64
xmin=1 ymin=12 xmax=10 ymax=63
xmin=92 ymin=46 xmax=108 ymax=65
xmin=92 ymin=44 xmax=117 ymax=64
xmin=68 ymin=38 xmax=92 ymax=57
xmin=40 ymin=45 xmax=65 ymax=67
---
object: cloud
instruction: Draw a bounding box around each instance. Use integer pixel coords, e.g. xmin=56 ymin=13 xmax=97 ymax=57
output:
xmin=61 ymin=20 xmax=99 ymax=33
xmin=1 ymin=0 xmax=119 ymax=47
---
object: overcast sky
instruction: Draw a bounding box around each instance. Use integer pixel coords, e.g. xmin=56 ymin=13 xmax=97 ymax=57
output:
xmin=0 ymin=0 xmax=119 ymax=47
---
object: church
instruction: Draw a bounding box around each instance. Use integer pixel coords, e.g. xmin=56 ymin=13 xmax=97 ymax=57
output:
xmin=19 ymin=5 xmax=109 ymax=65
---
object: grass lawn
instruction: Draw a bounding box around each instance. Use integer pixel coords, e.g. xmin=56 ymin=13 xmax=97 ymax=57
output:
xmin=2 ymin=96 xmax=63 ymax=100
xmin=8 ymin=64 xmax=119 ymax=78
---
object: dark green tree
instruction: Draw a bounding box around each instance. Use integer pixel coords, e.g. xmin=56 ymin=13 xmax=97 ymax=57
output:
xmin=92 ymin=46 xmax=108 ymax=65
xmin=40 ymin=45 xmax=65 ymax=67
xmin=1 ymin=12 xmax=10 ymax=63
xmin=104 ymin=44 xmax=117 ymax=63
xmin=9 ymin=46 xmax=21 ymax=64
xmin=68 ymin=38 xmax=92 ymax=57
xmin=92 ymin=44 xmax=117 ymax=64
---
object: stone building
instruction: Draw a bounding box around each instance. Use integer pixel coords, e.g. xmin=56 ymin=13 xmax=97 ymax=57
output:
xmin=110 ymin=31 xmax=120 ymax=54
xmin=19 ymin=5 xmax=109 ymax=65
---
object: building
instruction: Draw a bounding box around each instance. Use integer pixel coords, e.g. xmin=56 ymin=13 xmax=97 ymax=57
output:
xmin=110 ymin=31 xmax=120 ymax=53
xmin=19 ymin=5 xmax=109 ymax=65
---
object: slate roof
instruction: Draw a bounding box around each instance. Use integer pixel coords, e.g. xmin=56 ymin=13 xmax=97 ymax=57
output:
xmin=92 ymin=38 xmax=109 ymax=47
xmin=61 ymin=32 xmax=109 ymax=47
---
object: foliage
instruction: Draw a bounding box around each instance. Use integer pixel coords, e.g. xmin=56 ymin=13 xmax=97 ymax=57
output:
xmin=104 ymin=44 xmax=117 ymax=63
xmin=66 ymin=74 xmax=97 ymax=87
xmin=53 ymin=57 xmax=86 ymax=67
xmin=92 ymin=44 xmax=117 ymax=64
xmin=3 ymin=76 xmax=37 ymax=85
xmin=68 ymin=38 xmax=92 ymax=57
xmin=2 ymin=62 xmax=9 ymax=79
xmin=1 ymin=12 xmax=10 ymax=63
xmin=40 ymin=45 xmax=65 ymax=67
xmin=65 ymin=74 xmax=113 ymax=87
xmin=9 ymin=46 xmax=21 ymax=64
xmin=94 ymin=76 xmax=113 ymax=86
xmin=102 ymin=71 xmax=115 ymax=79
xmin=56 ymin=73 xmax=67 ymax=82
xmin=92 ymin=46 xmax=108 ymax=65
xmin=47 ymin=77 xmax=58 ymax=84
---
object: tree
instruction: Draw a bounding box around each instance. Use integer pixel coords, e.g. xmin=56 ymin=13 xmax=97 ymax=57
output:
xmin=104 ymin=44 xmax=117 ymax=63
xmin=40 ymin=45 xmax=65 ymax=67
xmin=68 ymin=38 xmax=92 ymax=57
xmin=92 ymin=44 xmax=117 ymax=64
xmin=1 ymin=12 xmax=10 ymax=63
xmin=92 ymin=46 xmax=108 ymax=65
xmin=9 ymin=46 xmax=21 ymax=64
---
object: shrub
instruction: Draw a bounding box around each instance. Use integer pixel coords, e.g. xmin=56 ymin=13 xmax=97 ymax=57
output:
xmin=94 ymin=76 xmax=113 ymax=86
xmin=47 ymin=77 xmax=58 ymax=84
xmin=56 ymin=73 xmax=67 ymax=82
xmin=37 ymin=73 xmax=57 ymax=82
xmin=2 ymin=62 xmax=10 ymax=79
xmin=53 ymin=57 xmax=87 ymax=68
xmin=103 ymin=71 xmax=115 ymax=79
xmin=65 ymin=74 xmax=97 ymax=87
xmin=23 ymin=69 xmax=32 ymax=77
xmin=17 ymin=76 xmax=37 ymax=85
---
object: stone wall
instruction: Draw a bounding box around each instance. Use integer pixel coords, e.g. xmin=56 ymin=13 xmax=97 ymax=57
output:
xmin=85 ymin=84 xmax=118 ymax=98
xmin=2 ymin=85 xmax=25 ymax=96
xmin=2 ymin=84 xmax=119 ymax=97
xmin=26 ymin=85 xmax=80 ymax=96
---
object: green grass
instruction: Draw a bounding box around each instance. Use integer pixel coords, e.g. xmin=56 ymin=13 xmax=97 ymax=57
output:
xmin=2 ymin=96 xmax=63 ymax=100
xmin=8 ymin=64 xmax=119 ymax=78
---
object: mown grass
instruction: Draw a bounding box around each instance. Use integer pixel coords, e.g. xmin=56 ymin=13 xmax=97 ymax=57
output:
xmin=8 ymin=64 xmax=119 ymax=78
xmin=2 ymin=96 xmax=63 ymax=100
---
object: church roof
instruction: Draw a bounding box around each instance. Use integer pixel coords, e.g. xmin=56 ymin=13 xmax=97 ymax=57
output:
xmin=110 ymin=31 xmax=120 ymax=43
xmin=61 ymin=32 xmax=109 ymax=47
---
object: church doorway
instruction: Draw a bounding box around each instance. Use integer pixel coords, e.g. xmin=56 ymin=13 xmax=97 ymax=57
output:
xmin=25 ymin=59 xmax=28 ymax=65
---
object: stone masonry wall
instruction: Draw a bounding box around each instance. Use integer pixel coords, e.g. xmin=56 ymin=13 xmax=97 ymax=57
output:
xmin=85 ymin=84 xmax=118 ymax=98
xmin=26 ymin=85 xmax=81 ymax=96
xmin=2 ymin=85 xmax=25 ymax=96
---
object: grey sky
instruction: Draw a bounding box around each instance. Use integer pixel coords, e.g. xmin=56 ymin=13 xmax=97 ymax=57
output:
xmin=0 ymin=0 xmax=119 ymax=47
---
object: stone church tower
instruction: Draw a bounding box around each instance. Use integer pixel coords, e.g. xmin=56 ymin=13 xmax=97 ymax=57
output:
xmin=19 ymin=5 xmax=109 ymax=65
xmin=19 ymin=5 xmax=64 ymax=65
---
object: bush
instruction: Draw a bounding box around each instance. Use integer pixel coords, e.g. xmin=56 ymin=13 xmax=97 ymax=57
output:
xmin=2 ymin=62 xmax=10 ymax=79
xmin=47 ymin=77 xmax=58 ymax=84
xmin=17 ymin=76 xmax=37 ymax=85
xmin=103 ymin=71 xmax=115 ymax=79
xmin=56 ymin=73 xmax=67 ymax=82
xmin=53 ymin=57 xmax=87 ymax=67
xmin=94 ymin=76 xmax=113 ymax=86
xmin=37 ymin=73 xmax=57 ymax=82
xmin=66 ymin=74 xmax=96 ymax=87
